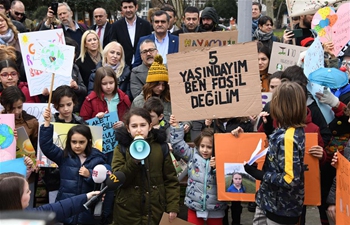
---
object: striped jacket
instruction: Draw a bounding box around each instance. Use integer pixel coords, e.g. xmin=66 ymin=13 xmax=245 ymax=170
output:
xmin=256 ymin=127 xmax=305 ymax=224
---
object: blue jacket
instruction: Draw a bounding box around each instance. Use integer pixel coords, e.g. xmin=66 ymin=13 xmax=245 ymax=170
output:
xmin=132 ymin=33 xmax=179 ymax=68
xmin=256 ymin=127 xmax=305 ymax=224
xmin=26 ymin=194 xmax=87 ymax=223
xmin=39 ymin=124 xmax=106 ymax=224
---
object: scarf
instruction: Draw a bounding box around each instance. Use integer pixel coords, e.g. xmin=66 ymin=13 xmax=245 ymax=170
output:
xmin=105 ymin=62 xmax=122 ymax=78
xmin=0 ymin=29 xmax=14 ymax=45
xmin=88 ymin=51 xmax=101 ymax=65
xmin=253 ymin=28 xmax=273 ymax=42
xmin=252 ymin=15 xmax=261 ymax=34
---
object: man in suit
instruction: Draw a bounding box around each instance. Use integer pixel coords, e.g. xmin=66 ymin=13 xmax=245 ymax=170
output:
xmin=106 ymin=0 xmax=152 ymax=69
xmin=91 ymin=8 xmax=111 ymax=48
xmin=133 ymin=10 xmax=179 ymax=68
xmin=160 ymin=5 xmax=179 ymax=34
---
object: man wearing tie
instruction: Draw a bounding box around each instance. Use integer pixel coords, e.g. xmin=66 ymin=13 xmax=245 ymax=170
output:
xmin=91 ymin=8 xmax=111 ymax=48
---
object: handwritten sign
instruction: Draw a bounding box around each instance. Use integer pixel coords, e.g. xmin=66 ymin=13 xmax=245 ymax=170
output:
xmin=86 ymin=112 xmax=119 ymax=154
xmin=23 ymin=103 xmax=57 ymax=123
xmin=0 ymin=114 xmax=16 ymax=162
xmin=32 ymin=40 xmax=74 ymax=75
xmin=178 ymin=31 xmax=238 ymax=52
xmin=261 ymin=92 xmax=272 ymax=108
xmin=332 ymin=2 xmax=350 ymax=55
xmin=167 ymin=42 xmax=262 ymax=121
xmin=268 ymin=42 xmax=307 ymax=74
xmin=336 ymin=153 xmax=350 ymax=224
xmin=36 ymin=122 xmax=103 ymax=168
xmin=16 ymin=126 xmax=36 ymax=166
xmin=304 ymin=37 xmax=324 ymax=77
xmin=18 ymin=29 xmax=71 ymax=96
xmin=0 ymin=158 xmax=26 ymax=177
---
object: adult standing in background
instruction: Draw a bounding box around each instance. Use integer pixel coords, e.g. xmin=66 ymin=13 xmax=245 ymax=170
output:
xmin=172 ymin=6 xmax=204 ymax=36
xmin=160 ymin=5 xmax=179 ymax=34
xmin=0 ymin=0 xmax=25 ymax=33
xmin=252 ymin=2 xmax=262 ymax=36
xmin=283 ymin=14 xmax=313 ymax=46
xmin=9 ymin=0 xmax=34 ymax=32
xmin=106 ymin=0 xmax=152 ymax=69
xmin=200 ymin=7 xmax=224 ymax=32
xmin=253 ymin=16 xmax=280 ymax=52
xmin=91 ymin=8 xmax=111 ymax=48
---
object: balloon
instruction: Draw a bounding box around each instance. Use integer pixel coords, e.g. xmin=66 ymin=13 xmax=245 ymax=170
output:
xmin=319 ymin=18 xmax=330 ymax=28
xmin=318 ymin=7 xmax=331 ymax=19
xmin=327 ymin=14 xmax=338 ymax=27
xmin=313 ymin=25 xmax=322 ymax=32
xmin=319 ymin=28 xmax=326 ymax=37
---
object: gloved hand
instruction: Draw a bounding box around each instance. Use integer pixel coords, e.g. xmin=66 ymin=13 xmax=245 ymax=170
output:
xmin=316 ymin=89 xmax=339 ymax=108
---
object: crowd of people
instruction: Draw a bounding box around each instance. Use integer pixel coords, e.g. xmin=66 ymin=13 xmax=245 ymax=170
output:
xmin=1 ymin=0 xmax=350 ymax=225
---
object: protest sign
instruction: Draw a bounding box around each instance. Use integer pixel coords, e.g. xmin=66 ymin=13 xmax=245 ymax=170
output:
xmin=268 ymin=42 xmax=307 ymax=74
xmin=332 ymin=2 xmax=350 ymax=55
xmin=159 ymin=212 xmax=194 ymax=225
xmin=178 ymin=30 xmax=238 ymax=52
xmin=18 ymin=29 xmax=71 ymax=96
xmin=86 ymin=112 xmax=119 ymax=154
xmin=304 ymin=37 xmax=324 ymax=77
xmin=0 ymin=158 xmax=26 ymax=177
xmin=286 ymin=0 xmax=350 ymax=17
xmin=336 ymin=153 xmax=350 ymax=224
xmin=0 ymin=114 xmax=16 ymax=162
xmin=23 ymin=103 xmax=57 ymax=123
xmin=36 ymin=122 xmax=103 ymax=168
xmin=16 ymin=126 xmax=36 ymax=166
xmin=215 ymin=133 xmax=320 ymax=205
xmin=261 ymin=92 xmax=272 ymax=108
xmin=167 ymin=42 xmax=261 ymax=121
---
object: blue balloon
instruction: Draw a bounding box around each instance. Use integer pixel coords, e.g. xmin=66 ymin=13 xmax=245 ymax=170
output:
xmin=319 ymin=18 xmax=330 ymax=28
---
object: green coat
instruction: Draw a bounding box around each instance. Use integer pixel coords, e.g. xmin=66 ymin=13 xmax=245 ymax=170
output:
xmin=111 ymin=136 xmax=180 ymax=225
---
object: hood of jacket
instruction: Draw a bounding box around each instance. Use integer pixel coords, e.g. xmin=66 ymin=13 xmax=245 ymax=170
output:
xmin=200 ymin=7 xmax=219 ymax=25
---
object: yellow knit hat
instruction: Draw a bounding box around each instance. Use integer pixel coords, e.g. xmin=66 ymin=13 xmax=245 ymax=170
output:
xmin=146 ymin=55 xmax=169 ymax=83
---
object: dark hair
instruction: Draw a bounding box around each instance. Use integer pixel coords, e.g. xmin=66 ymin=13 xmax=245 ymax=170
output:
xmin=270 ymin=81 xmax=306 ymax=128
xmin=257 ymin=44 xmax=271 ymax=60
xmin=0 ymin=0 xmax=10 ymax=10
xmin=94 ymin=66 xmax=118 ymax=100
xmin=292 ymin=16 xmax=300 ymax=21
xmin=152 ymin=10 xmax=170 ymax=23
xmin=52 ymin=85 xmax=78 ymax=110
xmin=252 ymin=2 xmax=262 ymax=11
xmin=65 ymin=37 xmax=79 ymax=61
xmin=258 ymin=16 xmax=273 ymax=27
xmin=0 ymin=172 xmax=25 ymax=210
xmin=0 ymin=59 xmax=19 ymax=73
xmin=143 ymin=96 xmax=164 ymax=116
xmin=184 ymin=6 xmax=199 ymax=14
xmin=161 ymin=4 xmax=176 ymax=16
xmin=193 ymin=128 xmax=214 ymax=148
xmin=64 ymin=125 xmax=93 ymax=158
xmin=268 ymin=71 xmax=283 ymax=85
xmin=142 ymin=81 xmax=170 ymax=102
xmin=280 ymin=65 xmax=308 ymax=87
xmin=124 ymin=107 xmax=152 ymax=126
xmin=121 ymin=0 xmax=137 ymax=7
xmin=0 ymin=85 xmax=26 ymax=112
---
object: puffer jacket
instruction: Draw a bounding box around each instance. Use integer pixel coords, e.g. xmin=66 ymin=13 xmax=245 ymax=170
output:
xmin=39 ymin=124 xmax=106 ymax=225
xmin=170 ymin=126 xmax=226 ymax=216
xmin=256 ymin=127 xmax=305 ymax=224
xmin=111 ymin=127 xmax=180 ymax=225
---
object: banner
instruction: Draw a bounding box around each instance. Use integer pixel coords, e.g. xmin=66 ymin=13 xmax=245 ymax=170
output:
xmin=18 ymin=29 xmax=71 ymax=96
xmin=36 ymin=122 xmax=103 ymax=167
xmin=86 ymin=112 xmax=119 ymax=154
xmin=336 ymin=153 xmax=350 ymax=224
xmin=178 ymin=31 xmax=238 ymax=52
xmin=167 ymin=42 xmax=262 ymax=121
xmin=286 ymin=0 xmax=350 ymax=17
xmin=268 ymin=42 xmax=307 ymax=74
xmin=0 ymin=114 xmax=16 ymax=162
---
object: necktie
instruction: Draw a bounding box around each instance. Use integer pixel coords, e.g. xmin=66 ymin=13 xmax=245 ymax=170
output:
xmin=97 ymin=26 xmax=102 ymax=38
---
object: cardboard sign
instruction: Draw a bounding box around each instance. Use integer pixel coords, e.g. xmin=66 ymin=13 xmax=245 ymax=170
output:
xmin=0 ymin=114 xmax=16 ymax=162
xmin=286 ymin=0 xmax=350 ymax=17
xmin=336 ymin=153 xmax=350 ymax=224
xmin=16 ymin=126 xmax=36 ymax=166
xmin=0 ymin=158 xmax=26 ymax=177
xmin=159 ymin=212 xmax=194 ymax=225
xmin=36 ymin=122 xmax=103 ymax=168
xmin=23 ymin=103 xmax=57 ymax=123
xmin=178 ymin=31 xmax=238 ymax=52
xmin=215 ymin=133 xmax=320 ymax=205
xmin=18 ymin=29 xmax=71 ymax=96
xmin=86 ymin=112 xmax=119 ymax=154
xmin=167 ymin=42 xmax=261 ymax=121
xmin=268 ymin=42 xmax=307 ymax=74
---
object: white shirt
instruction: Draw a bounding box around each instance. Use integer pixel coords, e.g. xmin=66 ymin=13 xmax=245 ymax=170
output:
xmin=125 ymin=17 xmax=137 ymax=63
xmin=96 ymin=22 xmax=107 ymax=46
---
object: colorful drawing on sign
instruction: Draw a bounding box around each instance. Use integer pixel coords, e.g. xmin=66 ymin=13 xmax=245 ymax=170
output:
xmin=86 ymin=112 xmax=119 ymax=154
xmin=32 ymin=40 xmax=74 ymax=74
xmin=0 ymin=114 xmax=16 ymax=162
xmin=286 ymin=0 xmax=349 ymax=17
xmin=16 ymin=126 xmax=36 ymax=166
xmin=18 ymin=29 xmax=71 ymax=96
xmin=311 ymin=7 xmax=337 ymax=43
xmin=332 ymin=2 xmax=350 ymax=55
xmin=304 ymin=37 xmax=324 ymax=77
xmin=36 ymin=122 xmax=103 ymax=168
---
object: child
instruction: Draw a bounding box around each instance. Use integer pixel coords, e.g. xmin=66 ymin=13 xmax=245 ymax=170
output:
xmin=111 ymin=108 xmax=179 ymax=224
xmin=170 ymin=115 xmax=226 ymax=225
xmin=40 ymin=108 xmax=106 ymax=225
xmin=245 ymin=81 xmax=306 ymax=225
xmin=227 ymin=173 xmax=246 ymax=193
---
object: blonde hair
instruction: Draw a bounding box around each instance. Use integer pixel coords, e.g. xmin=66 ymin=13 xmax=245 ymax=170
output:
xmin=102 ymin=41 xmax=125 ymax=78
xmin=0 ymin=13 xmax=19 ymax=41
xmin=0 ymin=45 xmax=17 ymax=61
xmin=78 ymin=30 xmax=103 ymax=63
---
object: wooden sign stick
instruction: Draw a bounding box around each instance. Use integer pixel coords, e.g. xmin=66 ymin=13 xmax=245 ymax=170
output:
xmin=47 ymin=73 xmax=55 ymax=108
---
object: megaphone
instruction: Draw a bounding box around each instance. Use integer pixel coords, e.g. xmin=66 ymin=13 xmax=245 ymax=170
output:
xmin=129 ymin=136 xmax=150 ymax=165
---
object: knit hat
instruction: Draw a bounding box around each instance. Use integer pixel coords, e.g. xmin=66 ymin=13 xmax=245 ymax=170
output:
xmin=146 ymin=55 xmax=169 ymax=83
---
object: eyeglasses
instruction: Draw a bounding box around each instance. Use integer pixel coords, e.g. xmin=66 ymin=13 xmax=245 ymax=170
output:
xmin=154 ymin=20 xmax=167 ymax=24
xmin=342 ymin=60 xmax=350 ymax=67
xmin=141 ymin=48 xmax=157 ymax=55
xmin=14 ymin=11 xmax=25 ymax=17
xmin=0 ymin=71 xmax=18 ymax=78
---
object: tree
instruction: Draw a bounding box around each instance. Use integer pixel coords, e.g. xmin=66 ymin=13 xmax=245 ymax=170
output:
xmin=150 ymin=0 xmax=185 ymax=26
xmin=212 ymin=0 xmax=238 ymax=20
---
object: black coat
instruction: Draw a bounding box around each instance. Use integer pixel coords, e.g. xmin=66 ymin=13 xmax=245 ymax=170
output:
xmin=90 ymin=22 xmax=112 ymax=48
xmin=106 ymin=17 xmax=152 ymax=68
xmin=76 ymin=53 xmax=98 ymax=88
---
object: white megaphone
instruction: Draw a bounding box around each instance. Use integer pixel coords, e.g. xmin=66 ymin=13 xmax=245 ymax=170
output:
xmin=129 ymin=136 xmax=150 ymax=165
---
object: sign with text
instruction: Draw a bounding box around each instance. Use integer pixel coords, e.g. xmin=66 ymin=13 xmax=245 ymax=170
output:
xmin=18 ymin=29 xmax=71 ymax=96
xmin=304 ymin=37 xmax=324 ymax=77
xmin=167 ymin=42 xmax=261 ymax=121
xmin=336 ymin=153 xmax=350 ymax=224
xmin=86 ymin=112 xmax=119 ymax=154
xmin=23 ymin=103 xmax=57 ymax=123
xmin=268 ymin=42 xmax=307 ymax=74
xmin=179 ymin=30 xmax=238 ymax=52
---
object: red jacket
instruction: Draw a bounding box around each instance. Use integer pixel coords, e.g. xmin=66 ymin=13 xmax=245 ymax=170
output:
xmin=80 ymin=89 xmax=131 ymax=121
xmin=18 ymin=82 xmax=41 ymax=103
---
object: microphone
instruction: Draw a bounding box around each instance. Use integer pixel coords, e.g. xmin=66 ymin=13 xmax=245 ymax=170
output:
xmin=91 ymin=164 xmax=109 ymax=217
xmin=84 ymin=171 xmax=126 ymax=210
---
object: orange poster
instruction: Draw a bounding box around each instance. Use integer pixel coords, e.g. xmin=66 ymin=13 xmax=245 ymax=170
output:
xmin=336 ymin=153 xmax=350 ymax=224
xmin=215 ymin=133 xmax=320 ymax=205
